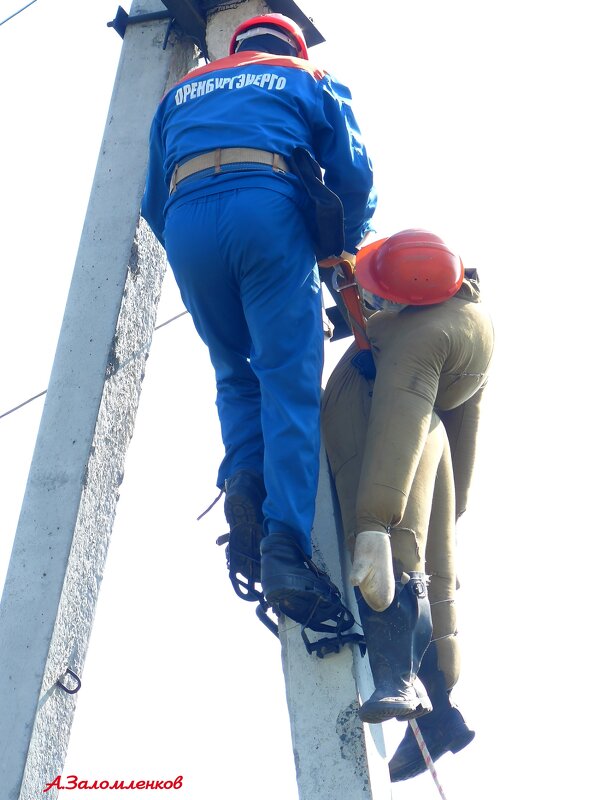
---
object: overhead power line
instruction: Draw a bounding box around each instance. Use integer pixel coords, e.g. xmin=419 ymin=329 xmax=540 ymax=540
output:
xmin=0 ymin=310 xmax=189 ymax=421
xmin=0 ymin=390 xmax=47 ymax=421
xmin=0 ymin=0 xmax=39 ymax=27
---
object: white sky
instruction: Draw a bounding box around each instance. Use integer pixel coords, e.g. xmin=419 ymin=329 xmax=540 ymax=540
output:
xmin=1 ymin=0 xmax=599 ymax=798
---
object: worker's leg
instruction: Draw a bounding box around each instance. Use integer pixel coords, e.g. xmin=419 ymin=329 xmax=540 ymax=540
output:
xmin=389 ymin=434 xmax=474 ymax=782
xmin=226 ymin=188 xmax=323 ymax=555
xmin=166 ymin=187 xmax=350 ymax=627
xmin=438 ymin=385 xmax=485 ymax=520
xmin=164 ymin=192 xmax=263 ymax=490
xmin=354 ymin=417 xmax=447 ymax=722
xmin=166 ymin=186 xmax=322 ymax=553
xmin=424 ymin=431 xmax=458 ymax=687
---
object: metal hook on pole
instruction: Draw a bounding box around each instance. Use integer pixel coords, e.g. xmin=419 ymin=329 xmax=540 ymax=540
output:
xmin=56 ymin=668 xmax=82 ymax=695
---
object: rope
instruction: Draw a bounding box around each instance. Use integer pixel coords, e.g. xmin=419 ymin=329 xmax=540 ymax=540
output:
xmin=408 ymin=719 xmax=449 ymax=800
xmin=196 ymin=489 xmax=223 ymax=521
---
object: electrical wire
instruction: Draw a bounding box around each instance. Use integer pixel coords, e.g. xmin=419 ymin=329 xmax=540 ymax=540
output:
xmin=0 ymin=390 xmax=47 ymax=421
xmin=0 ymin=310 xmax=189 ymax=421
xmin=0 ymin=0 xmax=38 ymax=27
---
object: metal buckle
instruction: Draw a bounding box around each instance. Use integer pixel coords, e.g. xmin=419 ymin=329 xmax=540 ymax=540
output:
xmin=331 ymin=264 xmax=357 ymax=293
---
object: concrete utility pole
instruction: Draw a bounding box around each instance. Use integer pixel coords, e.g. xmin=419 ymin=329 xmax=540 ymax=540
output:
xmin=0 ymin=3 xmax=196 ymax=798
xmin=0 ymin=2 xmax=391 ymax=799
xmin=279 ymin=448 xmax=392 ymax=799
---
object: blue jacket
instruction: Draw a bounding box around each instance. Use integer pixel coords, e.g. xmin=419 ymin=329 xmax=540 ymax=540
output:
xmin=142 ymin=51 xmax=376 ymax=249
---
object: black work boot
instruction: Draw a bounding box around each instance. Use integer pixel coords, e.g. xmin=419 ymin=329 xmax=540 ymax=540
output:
xmin=260 ymin=532 xmax=349 ymax=629
xmin=224 ymin=469 xmax=266 ymax=530
xmin=389 ymin=642 xmax=475 ymax=781
xmin=222 ymin=470 xmax=266 ymax=601
xmin=357 ymin=574 xmax=433 ymax=724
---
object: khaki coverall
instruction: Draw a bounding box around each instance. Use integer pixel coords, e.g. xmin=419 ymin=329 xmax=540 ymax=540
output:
xmin=322 ymin=278 xmax=494 ymax=687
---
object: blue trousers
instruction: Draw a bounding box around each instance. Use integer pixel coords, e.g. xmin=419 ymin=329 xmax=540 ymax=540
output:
xmin=164 ymin=185 xmax=323 ymax=555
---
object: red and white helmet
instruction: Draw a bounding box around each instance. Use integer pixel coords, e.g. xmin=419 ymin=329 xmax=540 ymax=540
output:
xmin=229 ymin=13 xmax=309 ymax=60
xmin=355 ymin=230 xmax=464 ymax=306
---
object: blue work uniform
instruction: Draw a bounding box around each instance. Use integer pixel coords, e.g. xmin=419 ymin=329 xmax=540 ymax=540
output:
xmin=142 ymin=51 xmax=376 ymax=556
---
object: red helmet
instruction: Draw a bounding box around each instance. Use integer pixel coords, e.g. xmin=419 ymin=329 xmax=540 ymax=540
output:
xmin=229 ymin=13 xmax=309 ymax=60
xmin=355 ymin=230 xmax=464 ymax=306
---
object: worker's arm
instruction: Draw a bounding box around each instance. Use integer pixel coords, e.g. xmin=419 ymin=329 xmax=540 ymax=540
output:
xmin=141 ymin=110 xmax=169 ymax=248
xmin=355 ymin=313 xmax=448 ymax=532
xmin=314 ymin=74 xmax=377 ymax=252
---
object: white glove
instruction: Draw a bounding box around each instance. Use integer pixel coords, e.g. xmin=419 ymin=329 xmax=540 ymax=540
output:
xmin=350 ymin=531 xmax=395 ymax=611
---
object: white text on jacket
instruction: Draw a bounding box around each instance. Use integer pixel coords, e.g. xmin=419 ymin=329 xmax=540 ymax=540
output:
xmin=174 ymin=73 xmax=287 ymax=105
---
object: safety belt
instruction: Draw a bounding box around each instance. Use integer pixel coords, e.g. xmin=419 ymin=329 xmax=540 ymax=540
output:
xmin=319 ymin=256 xmax=368 ymax=348
xmin=319 ymin=255 xmax=376 ymax=379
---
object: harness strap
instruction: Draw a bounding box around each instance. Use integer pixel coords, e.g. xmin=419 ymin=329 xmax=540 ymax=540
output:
xmin=169 ymin=147 xmax=290 ymax=194
xmin=320 ymin=257 xmax=370 ymax=351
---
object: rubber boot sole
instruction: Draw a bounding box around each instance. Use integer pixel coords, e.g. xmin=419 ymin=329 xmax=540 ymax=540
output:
xmin=358 ymin=678 xmax=433 ymax=724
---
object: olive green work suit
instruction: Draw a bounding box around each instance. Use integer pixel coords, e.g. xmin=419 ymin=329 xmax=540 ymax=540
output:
xmin=322 ymin=278 xmax=494 ymax=687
